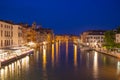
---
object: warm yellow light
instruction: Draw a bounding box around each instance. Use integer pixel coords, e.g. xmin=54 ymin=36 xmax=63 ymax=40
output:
xmin=52 ymin=44 xmax=54 ymax=67
xmin=117 ymin=61 xmax=120 ymax=74
xmin=74 ymin=44 xmax=77 ymax=67
xmin=66 ymin=41 xmax=68 ymax=63
xmin=28 ymin=41 xmax=34 ymax=45
xmin=56 ymin=42 xmax=58 ymax=64
xmin=43 ymin=41 xmax=48 ymax=45
xmin=43 ymin=45 xmax=47 ymax=69
xmin=0 ymin=68 xmax=4 ymax=75
xmin=93 ymin=51 xmax=98 ymax=78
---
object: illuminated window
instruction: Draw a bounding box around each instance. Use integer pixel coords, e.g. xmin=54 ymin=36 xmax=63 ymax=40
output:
xmin=9 ymin=40 xmax=10 ymax=45
xmin=1 ymin=40 xmax=3 ymax=47
xmin=1 ymin=24 xmax=3 ymax=28
xmin=11 ymin=31 xmax=13 ymax=37
xmin=4 ymin=31 xmax=6 ymax=37
xmin=5 ymin=40 xmax=6 ymax=46
xmin=1 ymin=30 xmax=3 ymax=37
xmin=11 ymin=40 xmax=13 ymax=45
xmin=5 ymin=25 xmax=6 ymax=28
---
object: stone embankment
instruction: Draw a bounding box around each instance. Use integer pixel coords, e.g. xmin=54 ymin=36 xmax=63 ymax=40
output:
xmin=93 ymin=48 xmax=120 ymax=59
xmin=0 ymin=49 xmax=34 ymax=67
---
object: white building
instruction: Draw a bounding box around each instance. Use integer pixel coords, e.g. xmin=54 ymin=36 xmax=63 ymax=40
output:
xmin=0 ymin=20 xmax=23 ymax=48
xmin=80 ymin=30 xmax=105 ymax=48
xmin=13 ymin=25 xmax=23 ymax=46
xmin=116 ymin=34 xmax=120 ymax=43
xmin=86 ymin=34 xmax=104 ymax=48
xmin=0 ymin=20 xmax=13 ymax=48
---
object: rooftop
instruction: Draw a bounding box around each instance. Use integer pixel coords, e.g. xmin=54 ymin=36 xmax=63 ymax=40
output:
xmin=0 ymin=20 xmax=14 ymax=24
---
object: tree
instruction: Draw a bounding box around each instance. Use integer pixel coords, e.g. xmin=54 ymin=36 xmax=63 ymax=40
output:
xmin=104 ymin=30 xmax=115 ymax=51
xmin=115 ymin=43 xmax=120 ymax=48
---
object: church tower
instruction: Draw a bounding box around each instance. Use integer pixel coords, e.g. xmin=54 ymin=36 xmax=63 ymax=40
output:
xmin=32 ymin=22 xmax=36 ymax=30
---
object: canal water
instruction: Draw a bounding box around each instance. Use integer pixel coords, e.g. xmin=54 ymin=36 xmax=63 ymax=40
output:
xmin=0 ymin=41 xmax=120 ymax=80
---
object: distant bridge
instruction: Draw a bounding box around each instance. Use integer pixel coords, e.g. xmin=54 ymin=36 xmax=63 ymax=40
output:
xmin=55 ymin=35 xmax=80 ymax=43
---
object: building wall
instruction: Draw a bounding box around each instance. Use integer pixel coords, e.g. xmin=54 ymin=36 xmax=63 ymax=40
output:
xmin=0 ymin=21 xmax=13 ymax=48
xmin=13 ymin=25 xmax=23 ymax=46
xmin=37 ymin=28 xmax=54 ymax=43
xmin=26 ymin=28 xmax=37 ymax=43
xmin=21 ymin=27 xmax=27 ymax=45
xmin=86 ymin=35 xmax=104 ymax=47
xmin=0 ymin=21 xmax=24 ymax=48
xmin=116 ymin=34 xmax=120 ymax=43
xmin=80 ymin=32 xmax=89 ymax=44
xmin=80 ymin=30 xmax=105 ymax=47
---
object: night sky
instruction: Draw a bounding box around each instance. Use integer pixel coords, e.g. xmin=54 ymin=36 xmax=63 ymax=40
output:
xmin=0 ymin=0 xmax=120 ymax=35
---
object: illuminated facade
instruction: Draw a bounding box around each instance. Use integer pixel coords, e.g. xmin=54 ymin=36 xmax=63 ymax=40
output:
xmin=116 ymin=34 xmax=120 ymax=43
xmin=70 ymin=35 xmax=79 ymax=43
xmin=36 ymin=27 xmax=54 ymax=43
xmin=20 ymin=23 xmax=37 ymax=43
xmin=80 ymin=30 xmax=105 ymax=48
xmin=13 ymin=25 xmax=23 ymax=46
xmin=0 ymin=20 xmax=24 ymax=48
xmin=55 ymin=35 xmax=69 ymax=41
xmin=0 ymin=20 xmax=54 ymax=48
xmin=0 ymin=20 xmax=13 ymax=48
xmin=80 ymin=32 xmax=89 ymax=44
xmin=21 ymin=25 xmax=28 ymax=45
xmin=26 ymin=28 xmax=37 ymax=42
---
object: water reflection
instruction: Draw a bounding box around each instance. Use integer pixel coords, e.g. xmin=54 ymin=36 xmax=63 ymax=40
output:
xmin=86 ymin=52 xmax=90 ymax=68
xmin=43 ymin=45 xmax=47 ymax=69
xmin=74 ymin=44 xmax=77 ymax=67
xmin=103 ymin=56 xmax=106 ymax=65
xmin=52 ymin=44 xmax=54 ymax=67
xmin=66 ymin=41 xmax=68 ymax=63
xmin=56 ymin=42 xmax=59 ymax=64
xmin=0 ymin=56 xmax=29 ymax=80
xmin=59 ymin=41 xmax=61 ymax=54
xmin=36 ymin=51 xmax=39 ymax=62
xmin=42 ymin=44 xmax=48 ymax=80
xmin=0 ymin=42 xmax=120 ymax=80
xmin=93 ymin=51 xmax=98 ymax=79
xmin=117 ymin=61 xmax=120 ymax=80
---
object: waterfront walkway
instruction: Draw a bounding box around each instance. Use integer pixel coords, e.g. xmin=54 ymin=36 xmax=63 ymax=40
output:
xmin=79 ymin=43 xmax=120 ymax=59
xmin=0 ymin=47 xmax=34 ymax=67
xmin=93 ymin=48 xmax=120 ymax=59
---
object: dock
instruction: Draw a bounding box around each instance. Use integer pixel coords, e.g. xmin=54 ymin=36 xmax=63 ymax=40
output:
xmin=0 ymin=48 xmax=34 ymax=67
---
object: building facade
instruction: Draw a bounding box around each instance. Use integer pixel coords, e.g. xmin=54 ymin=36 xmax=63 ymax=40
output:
xmin=13 ymin=25 xmax=23 ymax=46
xmin=0 ymin=20 xmax=24 ymax=48
xmin=80 ymin=30 xmax=105 ymax=48
xmin=0 ymin=20 xmax=13 ymax=48
xmin=80 ymin=31 xmax=89 ymax=44
xmin=36 ymin=27 xmax=54 ymax=43
xmin=116 ymin=34 xmax=120 ymax=43
xmin=0 ymin=20 xmax=55 ymax=48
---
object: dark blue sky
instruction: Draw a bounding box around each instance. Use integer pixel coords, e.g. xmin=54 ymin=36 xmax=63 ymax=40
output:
xmin=0 ymin=0 xmax=120 ymax=34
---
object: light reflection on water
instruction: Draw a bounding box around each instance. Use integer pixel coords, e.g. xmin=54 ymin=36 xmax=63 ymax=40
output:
xmin=66 ymin=41 xmax=68 ymax=63
xmin=117 ymin=61 xmax=120 ymax=80
xmin=52 ymin=44 xmax=54 ymax=67
xmin=43 ymin=45 xmax=47 ymax=69
xmin=56 ymin=42 xmax=59 ymax=64
xmin=0 ymin=42 xmax=120 ymax=80
xmin=74 ymin=44 xmax=77 ymax=67
xmin=42 ymin=44 xmax=47 ymax=80
xmin=93 ymin=51 xmax=98 ymax=79
xmin=86 ymin=52 xmax=90 ymax=68
xmin=0 ymin=55 xmax=30 ymax=80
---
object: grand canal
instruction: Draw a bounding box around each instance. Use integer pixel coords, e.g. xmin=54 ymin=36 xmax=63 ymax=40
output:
xmin=0 ymin=41 xmax=120 ymax=80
